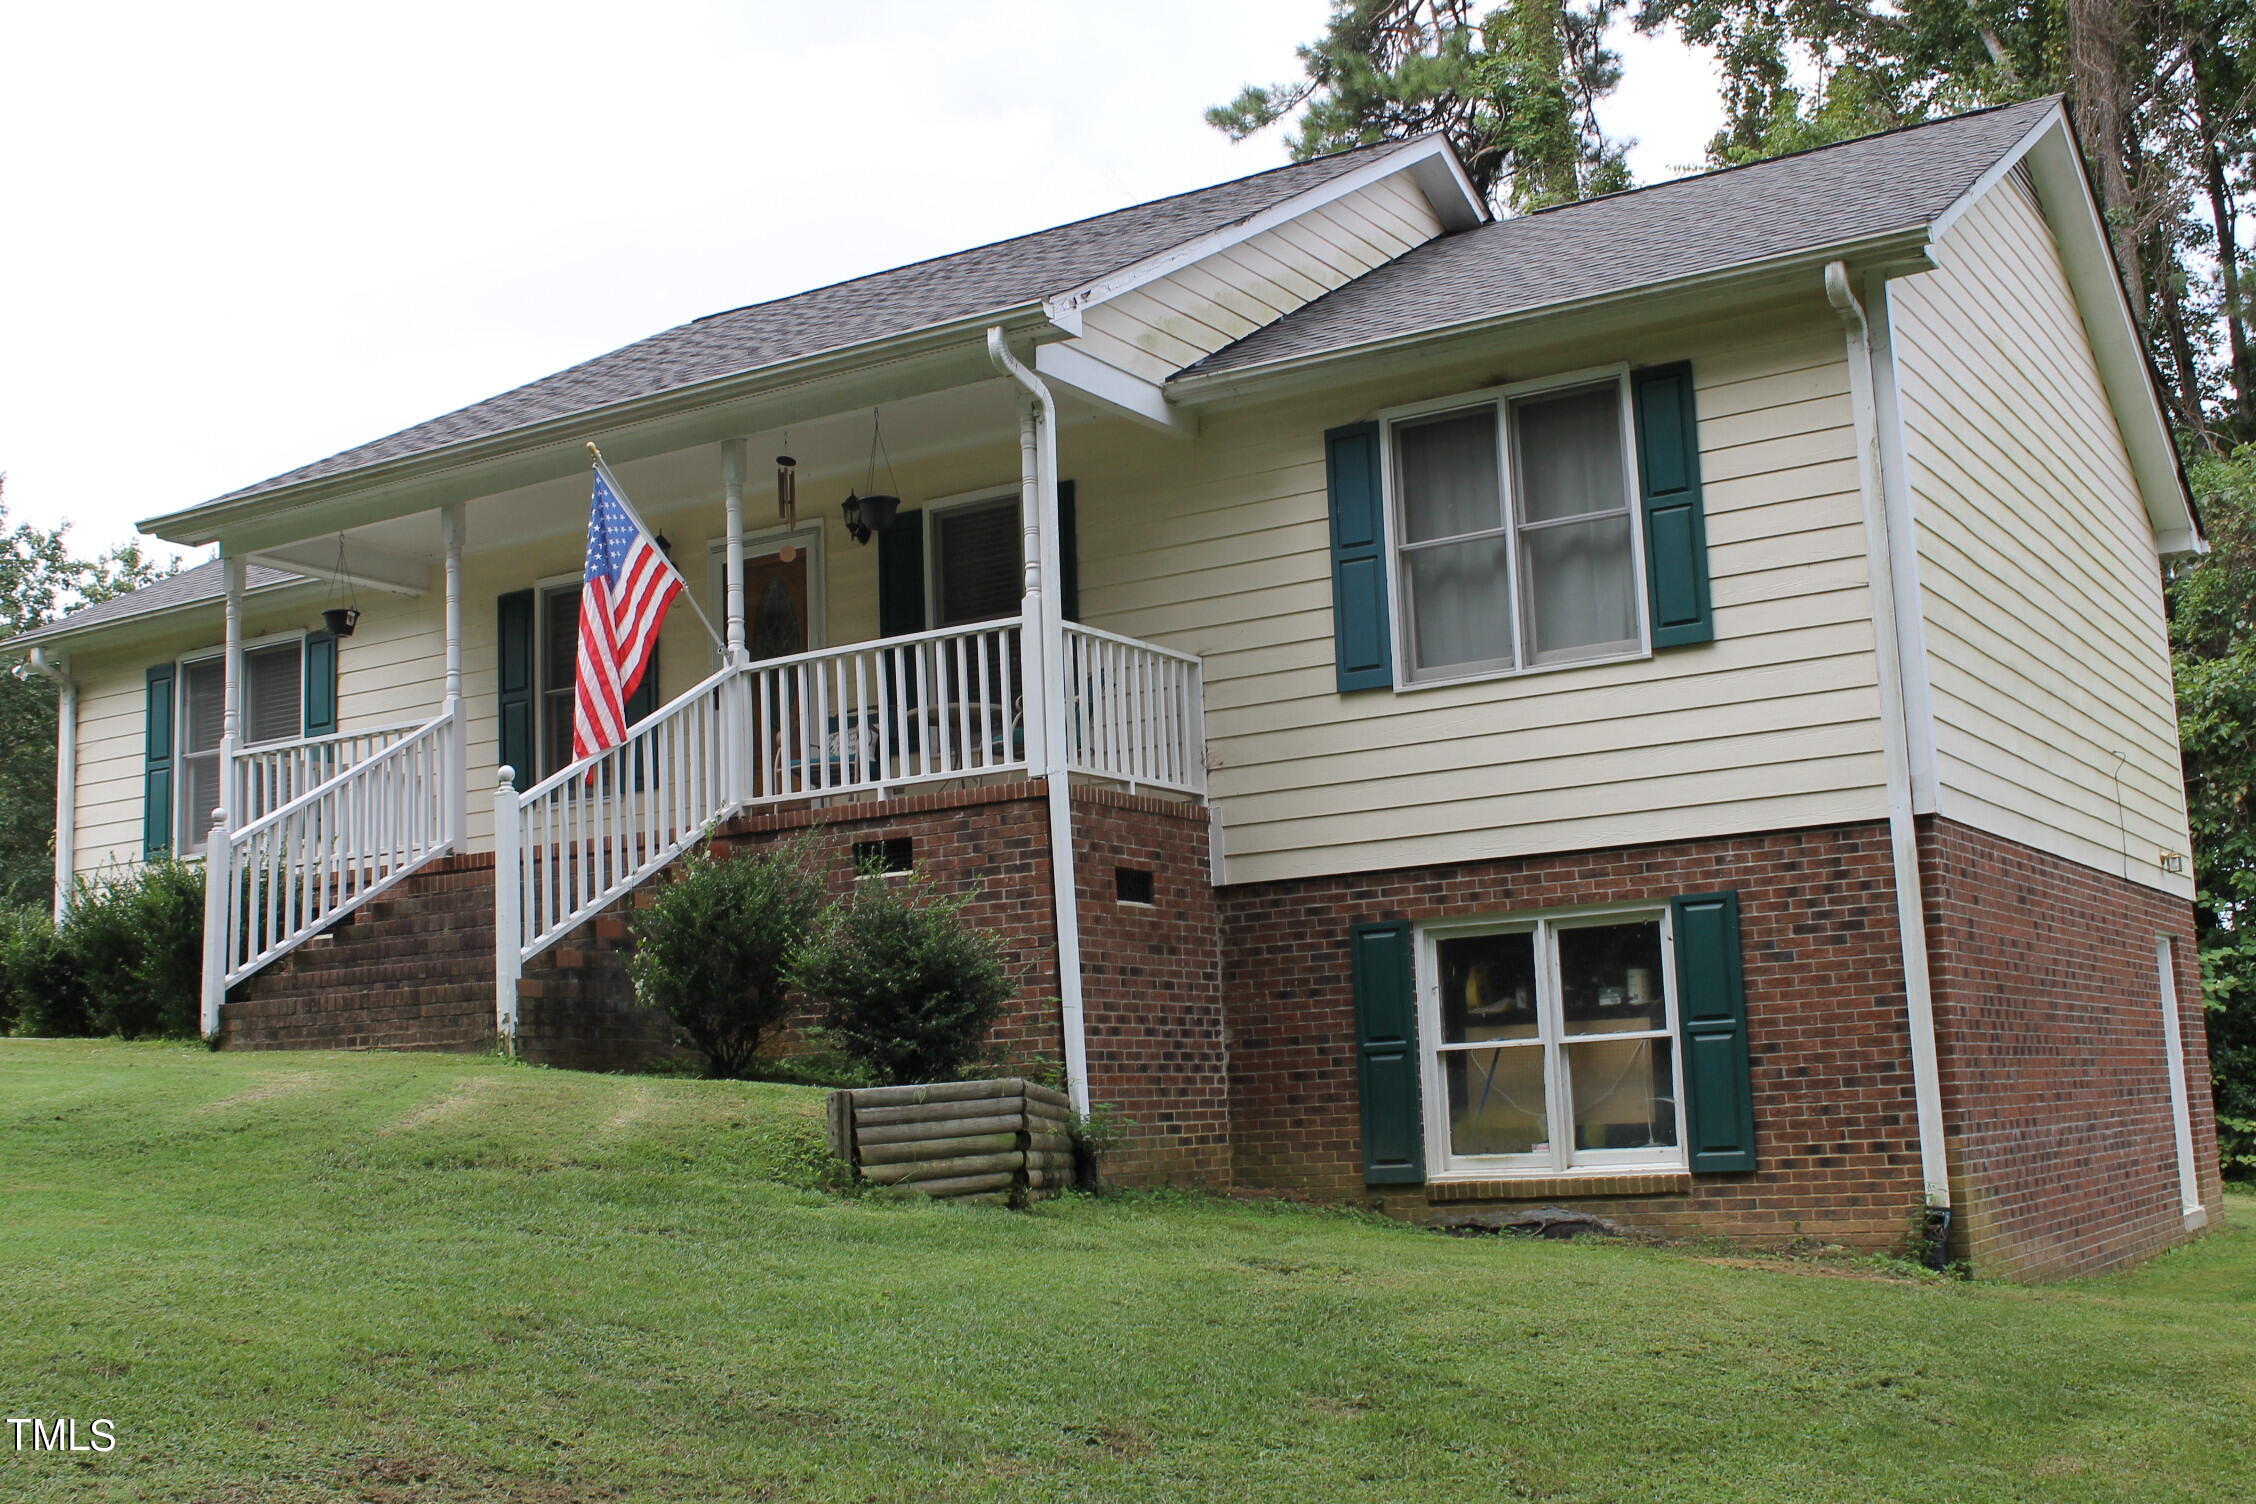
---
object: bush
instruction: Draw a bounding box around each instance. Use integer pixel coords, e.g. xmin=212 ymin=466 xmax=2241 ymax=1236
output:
xmin=628 ymin=837 xmax=825 ymax=1078
xmin=0 ymin=903 xmax=86 ymax=1037
xmin=60 ymin=859 xmax=205 ymax=1039
xmin=792 ymin=864 xmax=1017 ymax=1086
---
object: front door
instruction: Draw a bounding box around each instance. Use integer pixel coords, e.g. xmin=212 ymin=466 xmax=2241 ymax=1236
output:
xmin=743 ymin=547 xmax=811 ymax=660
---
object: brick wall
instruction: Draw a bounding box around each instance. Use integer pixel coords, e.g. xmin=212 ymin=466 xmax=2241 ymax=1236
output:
xmin=1072 ymin=789 xmax=1227 ymax=1186
xmin=1918 ymin=816 xmax=2222 ymax=1279
xmin=1219 ymin=823 xmax=1931 ymax=1251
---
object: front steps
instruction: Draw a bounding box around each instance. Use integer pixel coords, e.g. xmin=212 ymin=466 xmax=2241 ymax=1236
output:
xmin=220 ymin=854 xmax=500 ymax=1052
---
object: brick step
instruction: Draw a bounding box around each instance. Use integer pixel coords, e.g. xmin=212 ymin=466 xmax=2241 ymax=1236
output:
xmin=252 ymin=952 xmax=491 ymax=988
xmin=313 ymin=908 xmax=498 ymax=942
xmin=271 ymin=934 xmax=494 ymax=972
xmin=227 ymin=980 xmax=492 ymax=1018
xmin=225 ymin=1020 xmax=494 ymax=1052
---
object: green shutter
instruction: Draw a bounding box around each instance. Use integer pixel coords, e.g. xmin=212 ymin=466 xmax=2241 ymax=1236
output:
xmin=1672 ymin=891 xmax=1757 ymax=1173
xmin=142 ymin=663 xmax=175 ymax=858
xmin=1352 ymin=919 xmax=1424 ymax=1184
xmin=1633 ymin=362 xmax=1715 ymax=648
xmin=1326 ymin=421 xmax=1393 ymax=691
xmin=878 ymin=508 xmax=926 ymax=637
xmin=496 ymin=589 xmax=535 ymax=787
xmin=1057 ymin=480 xmax=1079 ymax=623
xmin=302 ymin=630 xmax=337 ymax=737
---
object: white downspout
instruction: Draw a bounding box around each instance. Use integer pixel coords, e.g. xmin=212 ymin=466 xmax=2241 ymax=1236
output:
xmin=988 ymin=327 xmax=1090 ymax=1118
xmin=21 ymin=648 xmax=76 ymax=921
xmin=1826 ymin=260 xmax=1951 ymax=1227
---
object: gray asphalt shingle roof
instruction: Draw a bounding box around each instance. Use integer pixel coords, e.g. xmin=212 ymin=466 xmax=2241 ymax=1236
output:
xmin=1180 ymin=97 xmax=2061 ymax=379
xmin=7 ymin=559 xmax=304 ymax=647
xmin=211 ymin=139 xmax=1424 ymax=507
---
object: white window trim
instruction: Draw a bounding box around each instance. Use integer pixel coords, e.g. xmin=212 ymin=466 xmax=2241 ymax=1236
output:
xmin=175 ymin=629 xmax=309 ymax=856
xmin=1377 ymin=363 xmax=1652 ymax=692
xmin=1417 ymin=900 xmax=1690 ymax=1182
xmin=704 ymin=523 xmax=827 ymax=668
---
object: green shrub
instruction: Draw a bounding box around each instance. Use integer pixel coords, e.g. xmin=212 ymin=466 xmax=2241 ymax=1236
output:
xmin=60 ymin=859 xmax=205 ymax=1039
xmin=0 ymin=903 xmax=86 ymax=1037
xmin=792 ymin=864 xmax=1017 ymax=1086
xmin=628 ymin=837 xmax=825 ymax=1078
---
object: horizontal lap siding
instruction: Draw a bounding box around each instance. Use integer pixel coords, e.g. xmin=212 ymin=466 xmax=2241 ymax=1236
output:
xmin=1890 ymin=176 xmax=2192 ymax=896
xmin=1071 ymin=316 xmax=1891 ymax=886
xmin=1074 ymin=175 xmax=1444 ymax=384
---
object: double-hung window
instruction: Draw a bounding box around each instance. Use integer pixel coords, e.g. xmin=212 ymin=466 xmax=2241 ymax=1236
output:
xmin=177 ymin=639 xmax=303 ymax=852
xmin=1422 ymin=911 xmax=1685 ymax=1176
xmin=1389 ymin=374 xmax=1644 ymax=683
xmin=927 ymin=496 xmax=1023 ymax=628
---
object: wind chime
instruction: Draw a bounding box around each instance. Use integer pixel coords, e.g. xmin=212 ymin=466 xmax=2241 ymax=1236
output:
xmin=774 ymin=442 xmax=798 ymax=564
xmin=322 ymin=532 xmax=360 ymax=638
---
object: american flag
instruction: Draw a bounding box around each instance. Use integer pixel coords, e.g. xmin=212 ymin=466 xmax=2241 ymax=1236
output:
xmin=573 ymin=465 xmax=685 ymax=763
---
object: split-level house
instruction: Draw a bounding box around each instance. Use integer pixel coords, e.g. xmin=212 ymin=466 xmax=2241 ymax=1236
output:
xmin=12 ymin=97 xmax=2221 ymax=1277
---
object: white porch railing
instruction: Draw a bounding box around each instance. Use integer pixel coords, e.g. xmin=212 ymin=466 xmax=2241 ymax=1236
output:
xmin=206 ymin=706 xmax=459 ymax=997
xmin=238 ymin=721 xmax=422 ymax=823
xmin=1062 ymin=623 xmax=1207 ymax=796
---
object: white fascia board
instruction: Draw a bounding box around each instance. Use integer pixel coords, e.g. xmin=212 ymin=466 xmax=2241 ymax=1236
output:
xmin=247 ymin=537 xmax=431 ymax=596
xmin=8 ymin=575 xmax=315 ymax=652
xmin=1043 ymin=136 xmax=1485 ymax=325
xmin=1972 ymin=115 xmax=2203 ymax=554
xmin=1034 ymin=342 xmax=1196 ymax=436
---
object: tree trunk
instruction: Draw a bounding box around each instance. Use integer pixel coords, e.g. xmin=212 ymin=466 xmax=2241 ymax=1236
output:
xmin=2066 ymin=0 xmax=2148 ymax=319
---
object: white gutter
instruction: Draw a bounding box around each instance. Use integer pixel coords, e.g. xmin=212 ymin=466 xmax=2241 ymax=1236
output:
xmin=986 ymin=328 xmax=1091 ymax=1118
xmin=1825 ymin=260 xmax=1951 ymax=1219
xmin=19 ymin=648 xmax=76 ymax=921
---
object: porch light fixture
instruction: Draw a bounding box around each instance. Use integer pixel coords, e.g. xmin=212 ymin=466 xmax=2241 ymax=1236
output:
xmin=321 ymin=532 xmax=360 ymax=638
xmin=841 ymin=409 xmax=904 ymax=547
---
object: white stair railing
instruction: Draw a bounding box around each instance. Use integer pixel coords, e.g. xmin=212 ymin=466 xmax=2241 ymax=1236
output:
xmin=204 ymin=705 xmax=459 ymax=1022
xmin=237 ymin=721 xmax=423 ymax=823
xmin=1061 ymin=623 xmax=1206 ymax=796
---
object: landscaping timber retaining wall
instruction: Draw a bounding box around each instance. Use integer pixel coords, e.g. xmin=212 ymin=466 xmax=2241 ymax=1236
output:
xmin=827 ymin=1078 xmax=1077 ymax=1206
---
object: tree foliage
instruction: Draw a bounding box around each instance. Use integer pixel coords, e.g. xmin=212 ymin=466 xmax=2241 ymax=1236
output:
xmin=1208 ymin=1 xmax=1631 ymax=211
xmin=0 ymin=474 xmax=173 ymax=909
xmin=2172 ymin=446 xmax=2256 ymax=1175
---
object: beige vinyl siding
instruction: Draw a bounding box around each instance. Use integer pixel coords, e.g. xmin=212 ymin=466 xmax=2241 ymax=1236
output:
xmin=1890 ymin=172 xmax=2193 ymax=896
xmin=1070 ymin=312 xmax=1893 ymax=885
xmin=1073 ymin=174 xmax=1444 ymax=384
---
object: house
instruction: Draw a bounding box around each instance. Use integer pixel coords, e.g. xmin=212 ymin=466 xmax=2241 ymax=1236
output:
xmin=12 ymin=96 xmax=2221 ymax=1278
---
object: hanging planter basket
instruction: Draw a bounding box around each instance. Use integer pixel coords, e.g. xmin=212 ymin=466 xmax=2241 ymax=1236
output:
xmin=322 ymin=606 xmax=360 ymax=638
xmin=323 ymin=532 xmax=361 ymax=638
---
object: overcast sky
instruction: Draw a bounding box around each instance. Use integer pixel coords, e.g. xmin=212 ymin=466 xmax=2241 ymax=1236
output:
xmin=0 ymin=2 xmax=1723 ymax=559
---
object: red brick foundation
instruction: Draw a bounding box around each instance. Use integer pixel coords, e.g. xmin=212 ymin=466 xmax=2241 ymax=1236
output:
xmin=1220 ymin=823 xmax=1931 ymax=1251
xmin=1918 ymin=816 xmax=2221 ymax=1278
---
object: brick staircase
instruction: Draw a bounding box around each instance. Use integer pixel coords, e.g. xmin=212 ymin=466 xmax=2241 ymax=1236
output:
xmin=220 ymin=854 xmax=500 ymax=1052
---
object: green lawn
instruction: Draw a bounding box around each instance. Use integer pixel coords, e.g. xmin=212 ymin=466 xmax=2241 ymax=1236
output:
xmin=0 ymin=1042 xmax=2249 ymax=1503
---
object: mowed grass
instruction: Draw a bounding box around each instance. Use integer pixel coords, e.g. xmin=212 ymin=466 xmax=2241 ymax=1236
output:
xmin=0 ymin=1042 xmax=2250 ymax=1504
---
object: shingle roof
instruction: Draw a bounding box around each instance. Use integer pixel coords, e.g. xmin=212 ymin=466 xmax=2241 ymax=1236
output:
xmin=1180 ymin=97 xmax=2061 ymax=379
xmin=6 ymin=559 xmax=305 ymax=648
xmin=210 ymin=139 xmax=1424 ymax=507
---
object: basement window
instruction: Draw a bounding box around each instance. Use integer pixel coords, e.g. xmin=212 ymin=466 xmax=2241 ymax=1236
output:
xmin=1114 ymin=867 xmax=1155 ymax=906
xmin=853 ymin=837 xmax=914 ymax=877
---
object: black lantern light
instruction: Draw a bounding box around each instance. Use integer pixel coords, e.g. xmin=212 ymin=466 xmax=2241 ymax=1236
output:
xmin=842 ymin=408 xmax=904 ymax=546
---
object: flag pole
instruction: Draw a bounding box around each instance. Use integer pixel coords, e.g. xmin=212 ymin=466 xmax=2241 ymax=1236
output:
xmin=585 ymin=441 xmax=727 ymax=656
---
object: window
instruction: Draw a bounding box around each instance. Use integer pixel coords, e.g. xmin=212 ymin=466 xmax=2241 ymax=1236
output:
xmin=177 ymin=639 xmax=302 ymax=851
xmin=930 ymin=497 xmax=1021 ymax=628
xmin=1422 ymin=912 xmax=1684 ymax=1176
xmin=852 ymin=837 xmax=914 ymax=876
xmin=1114 ymin=866 xmax=1154 ymax=905
xmin=1389 ymin=376 xmax=1643 ymax=682
xmin=537 ymin=583 xmax=662 ymax=779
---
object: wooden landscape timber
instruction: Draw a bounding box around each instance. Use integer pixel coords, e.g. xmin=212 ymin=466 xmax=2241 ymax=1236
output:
xmin=826 ymin=1077 xmax=1081 ymax=1205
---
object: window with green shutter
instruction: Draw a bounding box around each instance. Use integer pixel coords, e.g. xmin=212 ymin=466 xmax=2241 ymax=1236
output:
xmin=142 ymin=663 xmax=175 ymax=858
xmin=496 ymin=589 xmax=535 ymax=786
xmin=1631 ymin=362 xmax=1715 ymax=647
xmin=1671 ymin=891 xmax=1757 ymax=1172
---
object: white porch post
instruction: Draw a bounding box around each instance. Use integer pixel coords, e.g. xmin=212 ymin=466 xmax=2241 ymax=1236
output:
xmin=199 ymin=554 xmax=246 ymax=1040
xmin=494 ymin=767 xmax=522 ymax=1052
xmin=441 ymin=503 xmax=466 ymax=847
xmin=720 ymin=439 xmax=750 ymax=810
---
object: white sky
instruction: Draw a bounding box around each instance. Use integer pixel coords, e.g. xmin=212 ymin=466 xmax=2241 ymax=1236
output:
xmin=0 ymin=2 xmax=1723 ymax=559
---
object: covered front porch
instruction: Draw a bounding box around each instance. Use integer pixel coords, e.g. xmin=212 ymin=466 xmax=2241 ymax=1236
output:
xmin=178 ymin=330 xmax=1208 ymax=1111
